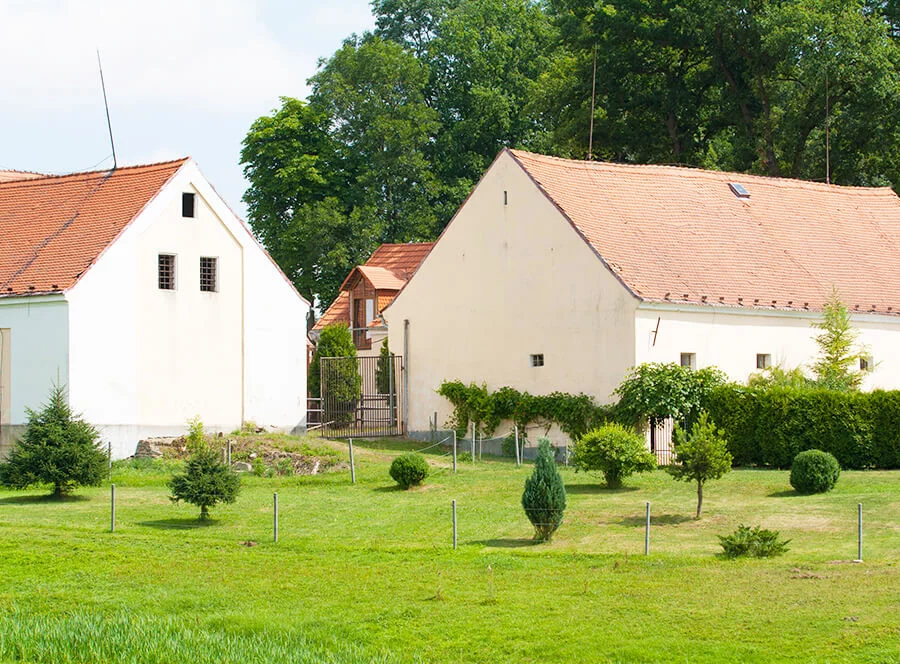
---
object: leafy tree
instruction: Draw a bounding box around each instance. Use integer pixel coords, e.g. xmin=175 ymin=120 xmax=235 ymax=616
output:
xmin=748 ymin=365 xmax=812 ymax=389
xmin=614 ymin=363 xmax=727 ymax=432
xmin=811 ymin=288 xmax=865 ymax=390
xmin=169 ymin=443 xmax=241 ymax=521
xmin=0 ymin=385 xmax=107 ymax=497
xmin=310 ymin=323 xmax=359 ymax=398
xmin=667 ymin=412 xmax=733 ymax=518
xmin=571 ymin=424 xmax=658 ymax=488
xmin=522 ymin=438 xmax=567 ymax=542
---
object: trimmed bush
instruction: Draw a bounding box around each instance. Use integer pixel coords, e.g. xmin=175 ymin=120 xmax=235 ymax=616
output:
xmin=389 ymin=453 xmax=429 ymax=489
xmin=719 ymin=525 xmax=791 ymax=558
xmin=790 ymin=449 xmax=841 ymax=494
xmin=571 ymin=424 xmax=657 ymax=488
xmin=522 ymin=438 xmax=566 ymax=542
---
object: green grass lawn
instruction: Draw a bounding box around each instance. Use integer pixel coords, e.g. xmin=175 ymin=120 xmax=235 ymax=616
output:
xmin=0 ymin=438 xmax=897 ymax=663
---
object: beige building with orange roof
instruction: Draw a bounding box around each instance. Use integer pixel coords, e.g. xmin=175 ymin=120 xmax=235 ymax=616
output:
xmin=0 ymin=160 xmax=309 ymax=457
xmin=384 ymin=149 xmax=900 ymax=439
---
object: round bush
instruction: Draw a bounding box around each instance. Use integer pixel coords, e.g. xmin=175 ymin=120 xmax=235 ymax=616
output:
xmin=790 ymin=449 xmax=841 ymax=494
xmin=389 ymin=452 xmax=429 ymax=489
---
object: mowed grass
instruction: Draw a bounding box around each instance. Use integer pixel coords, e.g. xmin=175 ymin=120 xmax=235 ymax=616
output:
xmin=0 ymin=438 xmax=897 ymax=664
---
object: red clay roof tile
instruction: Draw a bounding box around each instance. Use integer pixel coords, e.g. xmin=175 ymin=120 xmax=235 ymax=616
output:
xmin=0 ymin=159 xmax=188 ymax=297
xmin=510 ymin=150 xmax=900 ymax=314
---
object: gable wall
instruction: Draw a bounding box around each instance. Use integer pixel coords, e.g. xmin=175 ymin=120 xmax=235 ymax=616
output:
xmin=384 ymin=151 xmax=638 ymax=438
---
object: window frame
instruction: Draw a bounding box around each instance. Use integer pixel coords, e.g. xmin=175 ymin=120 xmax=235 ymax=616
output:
xmin=199 ymin=256 xmax=218 ymax=293
xmin=158 ymin=253 xmax=176 ymax=291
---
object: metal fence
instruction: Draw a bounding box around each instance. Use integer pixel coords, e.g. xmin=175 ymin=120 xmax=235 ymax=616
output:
xmin=647 ymin=418 xmax=675 ymax=465
xmin=320 ymin=354 xmax=403 ymax=438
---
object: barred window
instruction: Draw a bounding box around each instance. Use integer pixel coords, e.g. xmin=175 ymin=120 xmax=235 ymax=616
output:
xmin=158 ymin=254 xmax=175 ymax=290
xmin=530 ymin=353 xmax=544 ymax=367
xmin=200 ymin=257 xmax=217 ymax=292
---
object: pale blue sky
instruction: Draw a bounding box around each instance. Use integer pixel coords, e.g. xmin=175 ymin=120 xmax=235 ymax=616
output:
xmin=0 ymin=0 xmax=376 ymax=218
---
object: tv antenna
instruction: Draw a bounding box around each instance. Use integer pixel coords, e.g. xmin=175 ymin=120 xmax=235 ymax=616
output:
xmin=96 ymin=49 xmax=117 ymax=170
xmin=825 ymin=70 xmax=830 ymax=185
xmin=588 ymin=43 xmax=597 ymax=160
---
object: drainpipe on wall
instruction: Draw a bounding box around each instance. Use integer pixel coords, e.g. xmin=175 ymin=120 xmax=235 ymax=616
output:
xmin=403 ymin=319 xmax=409 ymax=435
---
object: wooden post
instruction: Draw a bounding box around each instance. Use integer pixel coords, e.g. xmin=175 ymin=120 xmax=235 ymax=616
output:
xmin=349 ymin=438 xmax=356 ymax=484
xmin=645 ymin=502 xmax=651 ymax=555
xmin=515 ymin=425 xmax=520 ymax=467
xmin=452 ymin=430 xmax=457 ymax=473
xmin=227 ymin=439 xmax=232 ymax=467
xmin=110 ymin=484 xmax=116 ymax=533
xmin=452 ymin=500 xmax=457 ymax=550
xmin=856 ymin=503 xmax=863 ymax=562
xmin=274 ymin=493 xmax=279 ymax=543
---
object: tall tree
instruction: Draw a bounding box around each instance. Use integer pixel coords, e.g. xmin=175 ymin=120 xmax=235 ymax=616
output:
xmin=811 ymin=288 xmax=865 ymax=390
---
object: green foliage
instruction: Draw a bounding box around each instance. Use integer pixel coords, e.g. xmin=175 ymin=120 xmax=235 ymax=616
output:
xmin=668 ymin=413 xmax=733 ymax=518
xmin=747 ymin=366 xmax=812 ymax=389
xmin=168 ymin=446 xmax=241 ymax=521
xmin=718 ymin=525 xmax=791 ymax=559
xmin=375 ymin=339 xmax=395 ymax=395
xmin=571 ymin=424 xmax=657 ymax=488
xmin=310 ymin=325 xmax=361 ymax=427
xmin=703 ymin=385 xmax=883 ymax=469
xmin=185 ymin=416 xmax=206 ymax=453
xmin=790 ymin=449 xmax=841 ymax=494
xmin=437 ymin=380 xmax=614 ymax=442
xmin=811 ymin=289 xmax=865 ymax=391
xmin=0 ymin=385 xmax=107 ymax=497
xmin=389 ymin=452 xmax=430 ymax=489
xmin=521 ymin=438 xmax=566 ymax=542
xmin=614 ymin=363 xmax=728 ymax=431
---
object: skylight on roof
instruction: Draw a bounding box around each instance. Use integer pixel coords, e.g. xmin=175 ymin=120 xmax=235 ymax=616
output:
xmin=729 ymin=182 xmax=750 ymax=198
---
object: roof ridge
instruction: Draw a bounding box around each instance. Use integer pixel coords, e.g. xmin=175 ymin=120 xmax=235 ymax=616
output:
xmin=509 ymin=149 xmax=894 ymax=193
xmin=0 ymin=158 xmax=190 ymax=187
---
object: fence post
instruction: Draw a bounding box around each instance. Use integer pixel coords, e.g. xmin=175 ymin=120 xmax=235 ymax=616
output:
xmin=645 ymin=502 xmax=651 ymax=555
xmin=274 ymin=492 xmax=279 ymax=543
xmin=452 ymin=430 xmax=457 ymax=474
xmin=856 ymin=503 xmax=863 ymax=562
xmin=110 ymin=484 xmax=116 ymax=533
xmin=108 ymin=441 xmax=112 ymax=481
xmin=227 ymin=439 xmax=232 ymax=467
xmin=452 ymin=499 xmax=457 ymax=550
xmin=471 ymin=421 xmax=475 ymax=463
xmin=515 ymin=425 xmax=520 ymax=467
xmin=349 ymin=438 xmax=356 ymax=484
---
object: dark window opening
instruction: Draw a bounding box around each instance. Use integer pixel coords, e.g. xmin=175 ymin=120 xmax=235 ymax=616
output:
xmin=200 ymin=257 xmax=217 ymax=292
xmin=530 ymin=354 xmax=544 ymax=367
xmin=158 ymin=254 xmax=175 ymax=290
xmin=182 ymin=192 xmax=195 ymax=218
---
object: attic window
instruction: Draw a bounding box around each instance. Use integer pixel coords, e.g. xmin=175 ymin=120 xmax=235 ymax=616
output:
xmin=182 ymin=192 xmax=196 ymax=218
xmin=530 ymin=354 xmax=544 ymax=367
xmin=729 ymin=183 xmax=750 ymax=199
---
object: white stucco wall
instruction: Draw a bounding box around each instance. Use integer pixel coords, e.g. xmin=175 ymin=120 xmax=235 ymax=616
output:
xmin=0 ymin=297 xmax=68 ymax=450
xmin=384 ymin=150 xmax=638 ymax=438
xmin=635 ymin=304 xmax=900 ymax=389
xmin=67 ymin=161 xmax=308 ymax=457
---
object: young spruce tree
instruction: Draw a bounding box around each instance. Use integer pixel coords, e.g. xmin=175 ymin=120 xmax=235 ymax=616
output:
xmin=522 ymin=438 xmax=566 ymax=542
xmin=168 ymin=420 xmax=240 ymax=521
xmin=0 ymin=385 xmax=107 ymax=497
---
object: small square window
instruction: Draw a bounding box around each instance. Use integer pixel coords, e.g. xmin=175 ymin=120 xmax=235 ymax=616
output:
xmin=680 ymin=352 xmax=696 ymax=370
xmin=200 ymin=257 xmax=217 ymax=292
xmin=530 ymin=354 xmax=544 ymax=367
xmin=182 ymin=192 xmax=195 ymax=218
xmin=860 ymin=356 xmax=873 ymax=372
xmin=757 ymin=353 xmax=772 ymax=370
xmin=158 ymin=254 xmax=175 ymax=290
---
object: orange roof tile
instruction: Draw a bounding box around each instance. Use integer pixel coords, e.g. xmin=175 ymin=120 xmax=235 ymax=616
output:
xmin=313 ymin=242 xmax=434 ymax=330
xmin=0 ymin=170 xmax=44 ymax=183
xmin=509 ymin=150 xmax=900 ymax=315
xmin=0 ymin=159 xmax=187 ymax=297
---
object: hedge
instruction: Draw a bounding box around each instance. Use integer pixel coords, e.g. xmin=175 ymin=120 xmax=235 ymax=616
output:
xmin=704 ymin=386 xmax=900 ymax=469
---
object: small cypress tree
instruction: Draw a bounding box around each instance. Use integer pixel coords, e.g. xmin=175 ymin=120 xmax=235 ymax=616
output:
xmin=667 ymin=412 xmax=732 ymax=518
xmin=0 ymin=385 xmax=107 ymax=497
xmin=168 ymin=421 xmax=240 ymax=521
xmin=522 ymin=438 xmax=566 ymax=542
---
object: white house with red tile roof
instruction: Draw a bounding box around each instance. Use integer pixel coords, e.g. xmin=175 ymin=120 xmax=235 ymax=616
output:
xmin=0 ymin=159 xmax=309 ymax=458
xmin=383 ymin=149 xmax=900 ymax=439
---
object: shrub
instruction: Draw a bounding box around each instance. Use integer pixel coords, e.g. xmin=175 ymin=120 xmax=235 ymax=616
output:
xmin=0 ymin=385 xmax=108 ymax=497
xmin=718 ymin=525 xmax=791 ymax=558
xmin=571 ymin=424 xmax=657 ymax=488
xmin=169 ymin=444 xmax=241 ymax=521
xmin=390 ymin=452 xmax=429 ymax=489
xmin=790 ymin=449 xmax=841 ymax=494
xmin=522 ymin=438 xmax=566 ymax=542
xmin=668 ymin=412 xmax=732 ymax=518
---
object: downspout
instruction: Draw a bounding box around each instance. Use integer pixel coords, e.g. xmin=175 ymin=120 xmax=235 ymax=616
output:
xmin=403 ymin=319 xmax=409 ymax=435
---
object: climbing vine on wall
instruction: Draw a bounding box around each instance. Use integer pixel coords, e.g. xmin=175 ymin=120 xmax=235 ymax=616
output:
xmin=437 ymin=381 xmax=615 ymax=441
